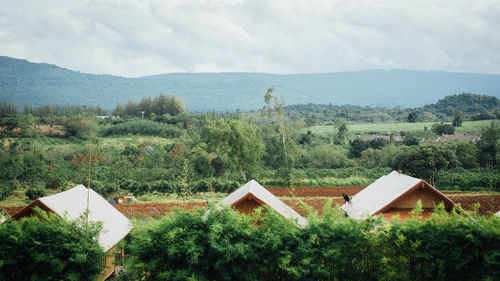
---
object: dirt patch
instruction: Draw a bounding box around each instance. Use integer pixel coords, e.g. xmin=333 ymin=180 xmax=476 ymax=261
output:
xmin=448 ymin=195 xmax=500 ymax=215
xmin=38 ymin=125 xmax=66 ymax=136
xmin=113 ymin=202 xmax=207 ymax=217
xmin=3 ymin=191 xmax=499 ymax=218
xmin=282 ymin=198 xmax=344 ymax=216
xmin=268 ymin=186 xmax=366 ymax=198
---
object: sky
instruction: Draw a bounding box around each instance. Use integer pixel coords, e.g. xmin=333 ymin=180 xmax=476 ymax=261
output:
xmin=1 ymin=0 xmax=500 ymax=77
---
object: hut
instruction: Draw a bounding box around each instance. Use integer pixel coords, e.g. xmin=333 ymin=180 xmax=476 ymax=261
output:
xmin=12 ymin=185 xmax=133 ymax=280
xmin=341 ymin=171 xmax=454 ymax=221
xmin=434 ymin=134 xmax=480 ymax=143
xmin=0 ymin=208 xmax=10 ymax=224
xmin=213 ymin=179 xmax=308 ymax=227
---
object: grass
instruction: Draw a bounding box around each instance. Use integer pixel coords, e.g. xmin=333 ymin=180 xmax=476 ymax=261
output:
xmin=308 ymin=119 xmax=499 ymax=135
xmin=96 ymin=135 xmax=175 ymax=148
xmin=0 ymin=187 xmax=61 ymax=207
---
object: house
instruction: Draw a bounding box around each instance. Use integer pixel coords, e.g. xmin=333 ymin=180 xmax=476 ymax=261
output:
xmin=12 ymin=185 xmax=133 ymax=280
xmin=434 ymin=134 xmax=480 ymax=143
xmin=341 ymin=171 xmax=454 ymax=221
xmin=212 ymin=179 xmax=308 ymax=227
xmin=360 ymin=135 xmax=405 ymax=142
xmin=0 ymin=208 xmax=10 ymax=224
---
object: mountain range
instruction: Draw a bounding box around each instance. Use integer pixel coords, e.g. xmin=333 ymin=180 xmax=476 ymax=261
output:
xmin=1 ymin=56 xmax=499 ymax=112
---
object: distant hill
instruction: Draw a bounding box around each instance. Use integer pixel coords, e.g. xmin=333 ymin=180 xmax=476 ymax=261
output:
xmin=1 ymin=56 xmax=500 ymax=112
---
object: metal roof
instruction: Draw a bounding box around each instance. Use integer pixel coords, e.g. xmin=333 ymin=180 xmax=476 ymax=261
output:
xmin=341 ymin=171 xmax=424 ymax=219
xmin=0 ymin=208 xmax=9 ymax=224
xmin=217 ymin=179 xmax=308 ymax=227
xmin=36 ymin=185 xmax=133 ymax=252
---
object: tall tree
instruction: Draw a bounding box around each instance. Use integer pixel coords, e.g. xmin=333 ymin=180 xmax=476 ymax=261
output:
xmin=391 ymin=145 xmax=458 ymax=185
xmin=203 ymin=119 xmax=264 ymax=181
xmin=262 ymin=87 xmax=294 ymax=185
xmin=407 ymin=112 xmax=418 ymax=123
xmin=453 ymin=111 xmax=463 ymax=127
xmin=476 ymin=122 xmax=500 ymax=168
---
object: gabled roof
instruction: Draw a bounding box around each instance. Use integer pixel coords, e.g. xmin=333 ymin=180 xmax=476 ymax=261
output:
xmin=341 ymin=171 xmax=454 ymax=219
xmin=0 ymin=208 xmax=9 ymax=224
xmin=13 ymin=185 xmax=133 ymax=252
xmin=435 ymin=134 xmax=480 ymax=143
xmin=360 ymin=135 xmax=404 ymax=142
xmin=217 ymin=179 xmax=308 ymax=227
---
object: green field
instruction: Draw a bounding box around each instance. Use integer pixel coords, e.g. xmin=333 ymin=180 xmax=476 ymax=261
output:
xmin=308 ymin=119 xmax=499 ymax=135
xmin=97 ymin=135 xmax=175 ymax=148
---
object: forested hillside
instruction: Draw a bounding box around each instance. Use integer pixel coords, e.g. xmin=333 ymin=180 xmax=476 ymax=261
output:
xmin=281 ymin=94 xmax=500 ymax=123
xmin=2 ymin=56 xmax=500 ymax=112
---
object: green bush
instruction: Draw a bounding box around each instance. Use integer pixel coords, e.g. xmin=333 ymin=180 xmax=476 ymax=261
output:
xmin=193 ymin=179 xmax=213 ymax=193
xmin=435 ymin=168 xmax=500 ymax=190
xmin=25 ymin=187 xmax=46 ymax=200
xmin=127 ymin=205 xmax=500 ymax=281
xmin=0 ymin=180 xmax=17 ymax=201
xmin=0 ymin=209 xmax=104 ymax=280
xmin=91 ymin=181 xmax=120 ymax=197
xmin=103 ymin=120 xmax=183 ymax=138
xmin=210 ymin=179 xmax=241 ymax=193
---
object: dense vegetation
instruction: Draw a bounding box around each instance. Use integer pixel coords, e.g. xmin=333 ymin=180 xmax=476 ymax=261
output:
xmin=2 ymin=201 xmax=498 ymax=280
xmin=0 ymin=209 xmax=104 ymax=281
xmin=125 ymin=204 xmax=500 ymax=281
xmin=280 ymin=93 xmax=500 ymax=124
xmin=1 ymin=93 xmax=499 ymax=203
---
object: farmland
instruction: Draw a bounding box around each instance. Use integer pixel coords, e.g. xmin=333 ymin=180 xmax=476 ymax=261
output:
xmin=308 ymin=119 xmax=499 ymax=135
xmin=3 ymin=185 xmax=499 ymax=218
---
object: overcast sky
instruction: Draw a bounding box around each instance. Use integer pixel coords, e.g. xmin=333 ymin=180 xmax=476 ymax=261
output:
xmin=1 ymin=0 xmax=500 ymax=77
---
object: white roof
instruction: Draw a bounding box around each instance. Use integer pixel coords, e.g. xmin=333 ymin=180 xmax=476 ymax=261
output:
xmin=341 ymin=171 xmax=423 ymax=219
xmin=217 ymin=179 xmax=308 ymax=227
xmin=0 ymin=209 xmax=8 ymax=224
xmin=38 ymin=185 xmax=133 ymax=252
xmin=496 ymin=210 xmax=500 ymax=217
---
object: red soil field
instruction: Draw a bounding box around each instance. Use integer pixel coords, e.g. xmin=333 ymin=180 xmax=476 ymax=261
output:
xmin=109 ymin=193 xmax=500 ymax=218
xmin=267 ymin=186 xmax=366 ymax=197
xmin=113 ymin=202 xmax=207 ymax=217
xmin=2 ymin=187 xmax=499 ymax=218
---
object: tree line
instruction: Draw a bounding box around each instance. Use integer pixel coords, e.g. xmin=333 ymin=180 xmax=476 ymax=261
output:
xmin=278 ymin=93 xmax=500 ymax=124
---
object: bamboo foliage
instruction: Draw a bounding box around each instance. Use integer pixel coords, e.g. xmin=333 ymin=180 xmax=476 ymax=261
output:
xmin=127 ymin=204 xmax=500 ymax=281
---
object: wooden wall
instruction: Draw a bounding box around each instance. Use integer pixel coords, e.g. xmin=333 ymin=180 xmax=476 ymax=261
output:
xmin=98 ymin=246 xmax=116 ymax=281
xmin=391 ymin=187 xmax=447 ymax=209
xmin=234 ymin=198 xmax=261 ymax=215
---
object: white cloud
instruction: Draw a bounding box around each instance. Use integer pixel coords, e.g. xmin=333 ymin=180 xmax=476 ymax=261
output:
xmin=1 ymin=0 xmax=499 ymax=77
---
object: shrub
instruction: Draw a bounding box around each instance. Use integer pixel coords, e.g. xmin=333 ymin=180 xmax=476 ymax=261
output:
xmin=126 ymin=205 xmax=500 ymax=281
xmin=25 ymin=187 xmax=46 ymax=200
xmin=150 ymin=180 xmax=176 ymax=194
xmin=0 ymin=180 xmax=17 ymax=200
xmin=0 ymin=209 xmax=104 ymax=280
xmin=211 ymin=179 xmax=241 ymax=193
xmin=103 ymin=120 xmax=183 ymax=138
xmin=435 ymin=168 xmax=500 ymax=190
xmin=431 ymin=122 xmax=455 ymax=135
xmin=193 ymin=179 xmax=213 ymax=193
